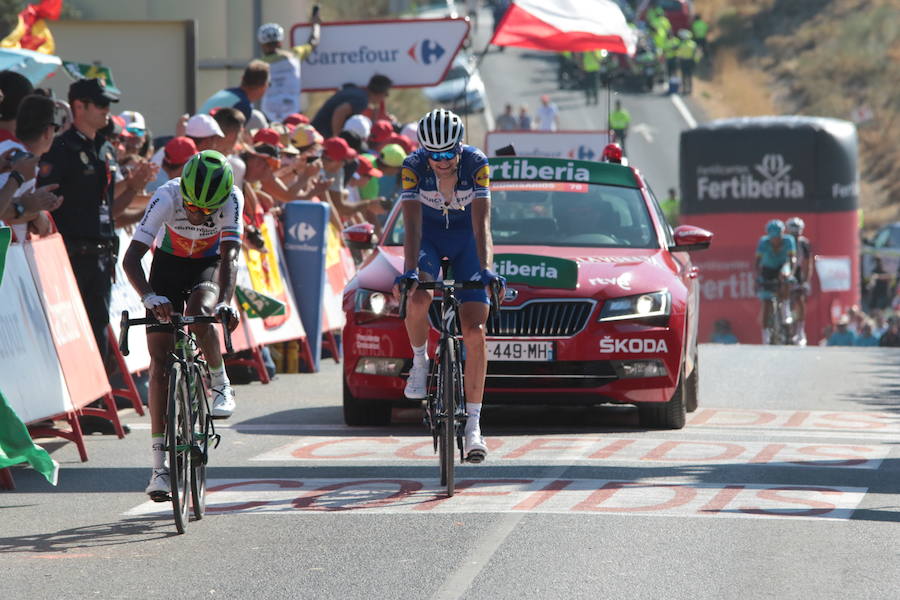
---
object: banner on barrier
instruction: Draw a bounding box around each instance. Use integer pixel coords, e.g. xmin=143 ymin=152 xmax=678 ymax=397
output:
xmin=322 ymin=222 xmax=351 ymax=333
xmin=283 ymin=201 xmax=329 ymax=371
xmin=0 ymin=243 xmax=71 ymax=422
xmin=110 ymin=228 xmax=151 ymax=373
xmin=25 ymin=233 xmax=110 ymax=409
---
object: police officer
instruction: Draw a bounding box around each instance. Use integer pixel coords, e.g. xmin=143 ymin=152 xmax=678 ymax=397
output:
xmin=37 ymin=78 xmax=145 ymax=357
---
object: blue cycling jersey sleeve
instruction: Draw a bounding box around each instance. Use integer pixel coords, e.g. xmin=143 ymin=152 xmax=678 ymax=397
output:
xmin=757 ymin=234 xmax=797 ymax=269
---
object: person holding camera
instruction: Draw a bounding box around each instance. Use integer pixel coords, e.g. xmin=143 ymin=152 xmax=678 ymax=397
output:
xmin=0 ymin=95 xmax=64 ymax=237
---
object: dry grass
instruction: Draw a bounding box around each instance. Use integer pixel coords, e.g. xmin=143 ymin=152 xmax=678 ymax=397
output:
xmin=693 ymin=0 xmax=900 ymax=229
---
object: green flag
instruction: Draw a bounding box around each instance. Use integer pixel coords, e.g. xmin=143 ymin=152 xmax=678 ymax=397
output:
xmin=235 ymin=285 xmax=286 ymax=319
xmin=0 ymin=392 xmax=59 ymax=485
xmin=0 ymin=228 xmax=58 ymax=485
xmin=62 ymin=61 xmax=121 ymax=95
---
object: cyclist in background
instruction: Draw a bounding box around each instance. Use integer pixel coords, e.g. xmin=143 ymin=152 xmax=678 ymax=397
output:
xmin=122 ymin=150 xmax=243 ymax=500
xmin=393 ymin=108 xmax=504 ymax=463
xmin=786 ymin=217 xmax=811 ymax=345
xmin=756 ymin=219 xmax=796 ymax=344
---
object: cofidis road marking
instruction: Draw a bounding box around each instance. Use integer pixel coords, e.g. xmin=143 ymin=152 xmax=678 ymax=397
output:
xmin=251 ymin=435 xmax=888 ymax=469
xmin=125 ymin=478 xmax=866 ymax=521
xmin=687 ymin=408 xmax=900 ymax=432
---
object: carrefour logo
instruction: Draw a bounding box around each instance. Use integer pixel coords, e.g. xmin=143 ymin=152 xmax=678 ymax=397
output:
xmin=697 ymin=153 xmax=805 ymax=201
xmin=408 ymin=39 xmax=445 ymax=65
xmin=289 ymin=222 xmax=317 ymax=242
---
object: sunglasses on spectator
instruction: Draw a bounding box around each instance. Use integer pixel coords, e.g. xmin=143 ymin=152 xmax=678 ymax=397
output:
xmin=305 ymin=154 xmax=322 ymax=164
xmin=182 ymin=200 xmax=216 ymax=215
xmin=86 ymin=98 xmax=111 ymax=109
xmin=126 ymin=126 xmax=145 ymax=136
xmin=428 ymin=150 xmax=458 ymax=162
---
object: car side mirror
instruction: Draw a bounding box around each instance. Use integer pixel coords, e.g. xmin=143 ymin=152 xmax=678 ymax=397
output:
xmin=342 ymin=222 xmax=377 ymax=251
xmin=670 ymin=225 xmax=712 ymax=252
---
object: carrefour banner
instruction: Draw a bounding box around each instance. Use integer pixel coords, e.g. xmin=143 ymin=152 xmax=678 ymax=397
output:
xmin=290 ymin=18 xmax=470 ymax=90
xmin=282 ymin=202 xmax=330 ymax=372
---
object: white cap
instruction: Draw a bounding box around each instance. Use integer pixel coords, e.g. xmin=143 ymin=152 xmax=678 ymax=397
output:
xmin=185 ymin=114 xmax=224 ymax=138
xmin=342 ymin=114 xmax=372 ymax=140
xmin=401 ymin=121 xmax=418 ymax=142
xmin=247 ymin=109 xmax=269 ymax=133
xmin=119 ymin=110 xmax=146 ymax=131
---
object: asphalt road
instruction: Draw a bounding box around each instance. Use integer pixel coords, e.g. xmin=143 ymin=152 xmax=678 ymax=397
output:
xmin=5 ymin=12 xmax=900 ymax=600
xmin=5 ymin=345 xmax=900 ymax=600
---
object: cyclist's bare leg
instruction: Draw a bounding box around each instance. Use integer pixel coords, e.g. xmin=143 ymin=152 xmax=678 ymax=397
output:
xmin=403 ymin=278 xmax=435 ymax=348
xmin=760 ymin=300 xmax=773 ymax=343
xmin=147 ymin=331 xmax=175 ymax=436
xmin=186 ymin=283 xmax=222 ymax=370
xmin=459 ymin=301 xmax=489 ymax=410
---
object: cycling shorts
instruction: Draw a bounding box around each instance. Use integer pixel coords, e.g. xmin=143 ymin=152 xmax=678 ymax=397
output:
xmin=757 ymin=266 xmax=781 ymax=300
xmin=147 ymin=250 xmax=220 ymax=333
xmin=418 ymin=228 xmax=488 ymax=304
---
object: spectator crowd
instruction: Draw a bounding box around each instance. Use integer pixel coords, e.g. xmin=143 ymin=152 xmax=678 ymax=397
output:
xmin=0 ymin=16 xmax=425 ymax=430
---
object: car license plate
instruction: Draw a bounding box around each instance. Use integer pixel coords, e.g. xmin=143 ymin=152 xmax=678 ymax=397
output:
xmin=487 ymin=341 xmax=554 ymax=361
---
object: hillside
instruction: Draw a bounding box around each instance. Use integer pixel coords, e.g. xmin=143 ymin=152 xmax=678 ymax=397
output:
xmin=692 ymin=0 xmax=900 ymax=229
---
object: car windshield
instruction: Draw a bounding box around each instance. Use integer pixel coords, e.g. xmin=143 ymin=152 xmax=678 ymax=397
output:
xmin=385 ymin=182 xmax=658 ymax=248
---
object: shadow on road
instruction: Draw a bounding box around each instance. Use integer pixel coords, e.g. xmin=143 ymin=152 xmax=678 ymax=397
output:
xmin=0 ymin=516 xmax=178 ymax=554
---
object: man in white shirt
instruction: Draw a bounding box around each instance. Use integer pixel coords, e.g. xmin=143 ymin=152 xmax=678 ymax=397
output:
xmin=536 ymin=94 xmax=560 ymax=131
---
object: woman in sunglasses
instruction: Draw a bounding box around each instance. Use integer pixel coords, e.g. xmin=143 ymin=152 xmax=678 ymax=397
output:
xmin=393 ymin=108 xmax=505 ymax=464
xmin=122 ymin=150 xmax=243 ymax=500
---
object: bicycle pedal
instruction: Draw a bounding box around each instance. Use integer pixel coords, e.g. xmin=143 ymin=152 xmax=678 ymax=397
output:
xmin=149 ymin=491 xmax=171 ymax=503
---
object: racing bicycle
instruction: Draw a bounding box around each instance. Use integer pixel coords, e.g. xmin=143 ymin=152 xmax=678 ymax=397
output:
xmin=118 ymin=310 xmax=233 ymax=534
xmin=400 ymin=276 xmax=499 ymax=498
xmin=759 ymin=276 xmax=794 ymax=345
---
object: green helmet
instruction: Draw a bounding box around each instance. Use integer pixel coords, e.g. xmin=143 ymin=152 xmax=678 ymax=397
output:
xmin=180 ymin=150 xmax=234 ymax=210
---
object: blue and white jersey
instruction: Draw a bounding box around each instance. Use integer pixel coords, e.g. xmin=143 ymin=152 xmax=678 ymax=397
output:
xmin=399 ymin=145 xmax=491 ymax=230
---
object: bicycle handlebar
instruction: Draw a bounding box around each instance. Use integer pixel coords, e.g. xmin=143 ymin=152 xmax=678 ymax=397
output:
xmin=118 ymin=310 xmax=234 ymax=356
xmin=397 ymin=279 xmax=502 ymax=322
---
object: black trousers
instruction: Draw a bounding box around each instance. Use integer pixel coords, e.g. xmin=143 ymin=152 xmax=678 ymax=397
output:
xmin=69 ymin=252 xmax=113 ymax=359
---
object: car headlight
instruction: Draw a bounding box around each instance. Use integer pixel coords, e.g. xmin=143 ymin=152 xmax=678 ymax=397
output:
xmin=598 ymin=291 xmax=670 ymax=324
xmin=354 ymin=289 xmax=401 ymax=318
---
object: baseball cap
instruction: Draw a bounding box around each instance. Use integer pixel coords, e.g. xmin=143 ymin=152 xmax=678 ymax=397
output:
xmin=120 ymin=110 xmax=146 ymax=134
xmin=356 ymin=155 xmax=383 ymax=178
xmin=342 ymin=114 xmax=372 ymax=140
xmin=247 ymin=109 xmax=268 ymax=133
xmin=283 ymin=113 xmax=310 ymax=127
xmin=163 ymin=136 xmax=198 ymax=166
xmin=370 ymin=119 xmax=394 ymax=143
xmin=253 ymin=127 xmax=284 ymax=148
xmin=68 ymin=78 xmax=119 ymax=105
xmin=292 ymin=124 xmax=324 ymax=148
xmin=108 ymin=114 xmax=126 ymax=136
xmin=186 ymin=114 xmax=224 ymax=138
xmin=379 ymin=143 xmax=407 ymax=168
xmin=251 ymin=143 xmax=280 ymax=160
xmin=323 ymin=137 xmax=357 ymax=161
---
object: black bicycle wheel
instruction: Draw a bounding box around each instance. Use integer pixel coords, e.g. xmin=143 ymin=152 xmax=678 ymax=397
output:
xmin=167 ymin=362 xmax=191 ymax=534
xmin=190 ymin=363 xmax=209 ymax=520
xmin=440 ymin=339 xmax=457 ymax=497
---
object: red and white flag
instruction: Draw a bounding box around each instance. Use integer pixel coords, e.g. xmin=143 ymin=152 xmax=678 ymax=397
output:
xmin=490 ymin=0 xmax=637 ymax=56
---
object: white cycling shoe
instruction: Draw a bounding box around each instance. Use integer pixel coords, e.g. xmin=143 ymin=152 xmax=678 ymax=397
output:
xmin=211 ymin=384 xmax=236 ymax=419
xmin=464 ymin=429 xmax=488 ymax=463
xmin=404 ymin=360 xmax=428 ymax=400
xmin=145 ymin=468 xmax=170 ymax=501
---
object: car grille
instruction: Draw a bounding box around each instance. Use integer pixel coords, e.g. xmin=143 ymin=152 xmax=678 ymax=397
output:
xmin=486 ymin=361 xmax=617 ymax=389
xmin=428 ymin=299 xmax=595 ymax=338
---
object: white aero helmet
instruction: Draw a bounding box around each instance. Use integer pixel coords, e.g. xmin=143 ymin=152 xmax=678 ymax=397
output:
xmin=258 ymin=23 xmax=285 ymax=44
xmin=417 ymin=108 xmax=464 ymax=153
xmin=786 ymin=216 xmax=805 ymax=234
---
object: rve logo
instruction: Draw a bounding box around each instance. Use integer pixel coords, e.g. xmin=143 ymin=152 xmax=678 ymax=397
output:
xmin=408 ymin=39 xmax=445 ymax=65
xmin=289 ymin=222 xmax=317 ymax=242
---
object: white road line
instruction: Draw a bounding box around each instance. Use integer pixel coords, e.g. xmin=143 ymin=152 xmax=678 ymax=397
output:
xmin=670 ymin=93 xmax=698 ymax=129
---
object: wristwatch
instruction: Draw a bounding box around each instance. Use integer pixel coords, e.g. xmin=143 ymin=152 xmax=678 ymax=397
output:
xmin=12 ymin=202 xmax=24 ymax=218
xmin=9 ymin=170 xmax=24 ymax=186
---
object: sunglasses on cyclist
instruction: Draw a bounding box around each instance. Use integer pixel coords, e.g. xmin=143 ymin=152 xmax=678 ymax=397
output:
xmin=428 ymin=150 xmax=459 ymax=162
xmin=182 ymin=200 xmax=216 ymax=216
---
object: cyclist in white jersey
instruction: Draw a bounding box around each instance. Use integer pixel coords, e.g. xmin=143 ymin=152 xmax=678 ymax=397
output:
xmin=122 ymin=150 xmax=243 ymax=499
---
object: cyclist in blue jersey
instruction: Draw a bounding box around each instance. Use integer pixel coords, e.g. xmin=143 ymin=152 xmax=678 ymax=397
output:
xmin=393 ymin=109 xmax=504 ymax=463
xmin=786 ymin=216 xmax=811 ymax=345
xmin=756 ymin=219 xmax=796 ymax=344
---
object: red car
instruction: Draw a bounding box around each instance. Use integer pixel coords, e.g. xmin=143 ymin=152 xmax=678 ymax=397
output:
xmin=342 ymin=156 xmax=712 ymax=429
